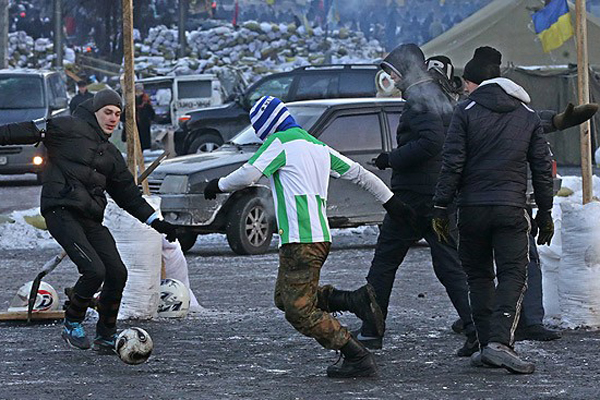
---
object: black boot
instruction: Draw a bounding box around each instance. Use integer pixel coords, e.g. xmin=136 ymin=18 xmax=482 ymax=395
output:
xmin=326 ymin=336 xmax=378 ymax=378
xmin=322 ymin=284 xmax=385 ymax=337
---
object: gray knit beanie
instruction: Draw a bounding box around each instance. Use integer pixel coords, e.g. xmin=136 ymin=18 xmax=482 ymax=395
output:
xmin=93 ymin=89 xmax=122 ymax=112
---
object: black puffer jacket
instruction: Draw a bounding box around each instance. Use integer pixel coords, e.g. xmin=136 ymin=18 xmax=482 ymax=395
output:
xmin=0 ymin=99 xmax=155 ymax=222
xmin=433 ymin=79 xmax=553 ymax=211
xmin=388 ymin=80 xmax=454 ymax=195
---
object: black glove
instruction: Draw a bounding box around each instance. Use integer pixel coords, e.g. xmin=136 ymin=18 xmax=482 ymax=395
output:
xmin=431 ymin=205 xmax=450 ymax=243
xmin=374 ymin=152 xmax=390 ymax=170
xmin=151 ymin=219 xmax=178 ymax=243
xmin=383 ymin=195 xmax=417 ymax=227
xmin=535 ymin=210 xmax=554 ymax=246
xmin=203 ymin=178 xmax=223 ymax=200
xmin=553 ymin=102 xmax=599 ymax=131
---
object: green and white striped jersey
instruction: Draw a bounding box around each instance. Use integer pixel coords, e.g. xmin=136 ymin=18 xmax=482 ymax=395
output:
xmin=248 ymin=127 xmax=355 ymax=245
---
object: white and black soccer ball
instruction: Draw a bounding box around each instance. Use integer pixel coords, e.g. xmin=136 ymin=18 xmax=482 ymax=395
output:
xmin=116 ymin=327 xmax=153 ymax=365
xmin=158 ymin=278 xmax=190 ymax=318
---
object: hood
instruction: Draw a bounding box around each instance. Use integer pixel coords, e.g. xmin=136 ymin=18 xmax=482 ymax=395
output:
xmin=151 ymin=145 xmax=254 ymax=178
xmin=381 ymin=43 xmax=429 ymax=91
xmin=469 ymin=78 xmax=531 ymax=113
xmin=249 ymin=96 xmax=300 ymax=141
xmin=0 ymin=108 xmax=46 ymax=124
xmin=73 ymin=98 xmax=108 ymax=139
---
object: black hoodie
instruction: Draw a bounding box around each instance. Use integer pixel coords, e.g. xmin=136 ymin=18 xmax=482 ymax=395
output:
xmin=434 ymin=79 xmax=553 ymax=211
xmin=0 ymin=99 xmax=154 ymax=222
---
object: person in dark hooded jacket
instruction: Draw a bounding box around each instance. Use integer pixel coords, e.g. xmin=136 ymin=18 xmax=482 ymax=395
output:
xmin=203 ymin=96 xmax=415 ymax=379
xmin=433 ymin=46 xmax=554 ymax=375
xmin=0 ymin=89 xmax=178 ymax=353
xmin=358 ymin=43 xmax=477 ymax=358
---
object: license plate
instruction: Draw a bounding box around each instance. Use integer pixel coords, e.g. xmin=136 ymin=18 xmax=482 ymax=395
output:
xmin=0 ymin=156 xmax=7 ymax=165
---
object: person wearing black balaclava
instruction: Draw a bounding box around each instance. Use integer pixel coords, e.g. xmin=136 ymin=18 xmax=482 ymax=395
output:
xmin=0 ymin=89 xmax=178 ymax=354
xmin=357 ymin=43 xmax=478 ymax=358
xmin=433 ymin=46 xmax=554 ymax=374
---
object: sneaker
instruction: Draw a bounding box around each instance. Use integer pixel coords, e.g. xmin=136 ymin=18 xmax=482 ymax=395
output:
xmin=456 ymin=336 xmax=479 ymax=357
xmin=92 ymin=334 xmax=118 ymax=355
xmin=481 ymin=342 xmax=535 ymax=374
xmin=470 ymin=351 xmax=501 ymax=368
xmin=451 ymin=318 xmax=465 ymax=335
xmin=62 ymin=320 xmax=91 ymax=350
xmin=515 ymin=324 xmax=562 ymax=342
xmin=352 ymin=330 xmax=383 ymax=350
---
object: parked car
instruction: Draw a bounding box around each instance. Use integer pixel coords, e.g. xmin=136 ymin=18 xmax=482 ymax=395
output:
xmin=149 ymin=98 xmax=401 ymax=254
xmin=173 ymin=64 xmax=379 ymax=155
xmin=0 ymin=69 xmax=69 ymax=182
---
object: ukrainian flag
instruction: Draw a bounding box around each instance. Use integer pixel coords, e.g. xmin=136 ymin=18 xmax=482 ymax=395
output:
xmin=532 ymin=0 xmax=574 ymax=53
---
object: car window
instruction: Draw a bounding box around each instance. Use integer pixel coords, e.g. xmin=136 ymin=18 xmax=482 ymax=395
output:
xmin=231 ymin=105 xmax=325 ymax=145
xmin=386 ymin=112 xmax=401 ymax=133
xmin=177 ymin=80 xmax=212 ymax=99
xmin=48 ymin=73 xmax=67 ymax=100
xmin=246 ymin=76 xmax=293 ymax=106
xmin=317 ymin=113 xmax=382 ymax=152
xmin=0 ymin=76 xmax=45 ymax=109
xmin=338 ymin=72 xmax=376 ymax=97
xmin=294 ymin=74 xmax=338 ymax=101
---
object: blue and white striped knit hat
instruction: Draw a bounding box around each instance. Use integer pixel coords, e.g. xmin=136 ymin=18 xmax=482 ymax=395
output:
xmin=249 ymin=96 xmax=299 ymax=141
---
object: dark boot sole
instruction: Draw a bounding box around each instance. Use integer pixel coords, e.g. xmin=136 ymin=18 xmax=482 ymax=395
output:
xmin=92 ymin=344 xmax=117 ymax=355
xmin=326 ymin=368 xmax=378 ymax=378
xmin=481 ymin=350 xmax=535 ymax=374
xmin=365 ymin=284 xmax=385 ymax=337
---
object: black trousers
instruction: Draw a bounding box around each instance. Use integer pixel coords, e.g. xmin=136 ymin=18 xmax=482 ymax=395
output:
xmin=44 ymin=207 xmax=128 ymax=304
xmin=362 ymin=191 xmax=473 ymax=338
xmin=458 ymin=206 xmax=529 ymax=347
xmin=521 ymin=234 xmax=544 ymax=327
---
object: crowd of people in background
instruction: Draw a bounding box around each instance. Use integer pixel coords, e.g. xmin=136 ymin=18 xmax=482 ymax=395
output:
xmin=8 ymin=0 xmax=600 ymax=53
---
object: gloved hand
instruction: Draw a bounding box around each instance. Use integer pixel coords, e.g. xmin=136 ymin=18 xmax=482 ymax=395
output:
xmin=204 ymin=178 xmax=223 ymax=200
xmin=374 ymin=152 xmax=390 ymax=170
xmin=431 ymin=205 xmax=450 ymax=243
xmin=151 ymin=219 xmax=178 ymax=243
xmin=535 ymin=210 xmax=554 ymax=246
xmin=553 ymin=102 xmax=599 ymax=131
xmin=383 ymin=195 xmax=417 ymax=226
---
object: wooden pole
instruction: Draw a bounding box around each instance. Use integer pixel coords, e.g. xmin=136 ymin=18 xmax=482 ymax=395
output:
xmin=576 ymin=0 xmax=592 ymax=204
xmin=122 ymin=0 xmax=149 ymax=195
xmin=0 ymin=0 xmax=8 ymax=69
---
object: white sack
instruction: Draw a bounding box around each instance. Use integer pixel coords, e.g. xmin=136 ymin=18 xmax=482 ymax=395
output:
xmin=162 ymin=237 xmax=202 ymax=312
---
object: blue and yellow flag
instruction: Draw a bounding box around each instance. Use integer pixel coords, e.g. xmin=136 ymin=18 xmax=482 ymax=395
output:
xmin=532 ymin=0 xmax=574 ymax=53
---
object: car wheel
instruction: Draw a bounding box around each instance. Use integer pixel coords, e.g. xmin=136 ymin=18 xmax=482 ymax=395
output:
xmin=178 ymin=232 xmax=198 ymax=253
xmin=188 ymin=134 xmax=223 ymax=154
xmin=226 ymin=196 xmax=274 ymax=255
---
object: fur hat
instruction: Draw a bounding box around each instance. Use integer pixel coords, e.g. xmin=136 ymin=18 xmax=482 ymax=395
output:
xmin=463 ymin=46 xmax=502 ymax=85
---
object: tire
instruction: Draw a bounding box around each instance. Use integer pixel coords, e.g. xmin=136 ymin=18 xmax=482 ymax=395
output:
xmin=188 ymin=134 xmax=223 ymax=154
xmin=178 ymin=232 xmax=198 ymax=253
xmin=226 ymin=196 xmax=274 ymax=255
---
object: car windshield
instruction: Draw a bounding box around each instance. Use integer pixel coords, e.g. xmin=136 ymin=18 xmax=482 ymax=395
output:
xmin=230 ymin=105 xmax=326 ymax=145
xmin=0 ymin=76 xmax=45 ymax=109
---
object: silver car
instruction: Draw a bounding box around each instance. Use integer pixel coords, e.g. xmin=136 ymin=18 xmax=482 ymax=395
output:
xmin=148 ymin=98 xmax=403 ymax=254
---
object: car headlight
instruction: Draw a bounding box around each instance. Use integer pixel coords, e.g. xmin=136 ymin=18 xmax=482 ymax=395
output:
xmin=159 ymin=175 xmax=189 ymax=194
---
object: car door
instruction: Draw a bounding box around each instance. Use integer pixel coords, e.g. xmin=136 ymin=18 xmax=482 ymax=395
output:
xmin=314 ymin=108 xmax=392 ymax=227
xmin=47 ymin=73 xmax=69 ymax=117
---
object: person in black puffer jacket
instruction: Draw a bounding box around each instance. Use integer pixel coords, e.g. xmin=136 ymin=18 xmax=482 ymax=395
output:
xmin=0 ymin=89 xmax=178 ymax=353
xmin=433 ymin=47 xmax=554 ymax=375
xmin=357 ymin=44 xmax=476 ymax=358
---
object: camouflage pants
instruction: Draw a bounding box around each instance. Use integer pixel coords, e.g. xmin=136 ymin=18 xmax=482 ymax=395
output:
xmin=274 ymin=242 xmax=351 ymax=350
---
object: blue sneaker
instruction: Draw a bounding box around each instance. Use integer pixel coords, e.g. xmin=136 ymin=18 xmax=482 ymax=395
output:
xmin=92 ymin=334 xmax=117 ymax=355
xmin=62 ymin=320 xmax=90 ymax=350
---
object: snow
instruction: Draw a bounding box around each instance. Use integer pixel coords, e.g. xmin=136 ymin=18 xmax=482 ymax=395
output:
xmin=0 ymin=208 xmax=58 ymax=250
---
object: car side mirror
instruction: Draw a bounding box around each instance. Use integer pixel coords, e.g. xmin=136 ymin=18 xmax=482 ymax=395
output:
xmin=51 ymin=96 xmax=68 ymax=110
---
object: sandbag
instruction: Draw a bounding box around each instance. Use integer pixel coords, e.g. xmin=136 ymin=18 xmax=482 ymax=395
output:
xmin=103 ymin=196 xmax=162 ymax=320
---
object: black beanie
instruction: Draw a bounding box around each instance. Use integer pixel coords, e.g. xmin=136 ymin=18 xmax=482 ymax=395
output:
xmin=93 ymin=89 xmax=122 ymax=112
xmin=462 ymin=46 xmax=502 ymax=85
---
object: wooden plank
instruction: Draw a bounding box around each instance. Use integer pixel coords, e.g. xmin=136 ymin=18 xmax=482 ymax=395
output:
xmin=0 ymin=311 xmax=64 ymax=321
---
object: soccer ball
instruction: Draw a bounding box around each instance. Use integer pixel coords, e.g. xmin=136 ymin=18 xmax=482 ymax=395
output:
xmin=158 ymin=278 xmax=190 ymax=318
xmin=115 ymin=327 xmax=153 ymax=365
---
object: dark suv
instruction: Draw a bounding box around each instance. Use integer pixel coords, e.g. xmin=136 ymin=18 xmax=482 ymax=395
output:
xmin=174 ymin=64 xmax=379 ymax=155
xmin=0 ymin=69 xmax=69 ymax=182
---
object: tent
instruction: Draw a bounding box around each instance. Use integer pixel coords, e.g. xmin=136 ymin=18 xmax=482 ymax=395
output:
xmin=422 ymin=0 xmax=600 ymax=68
